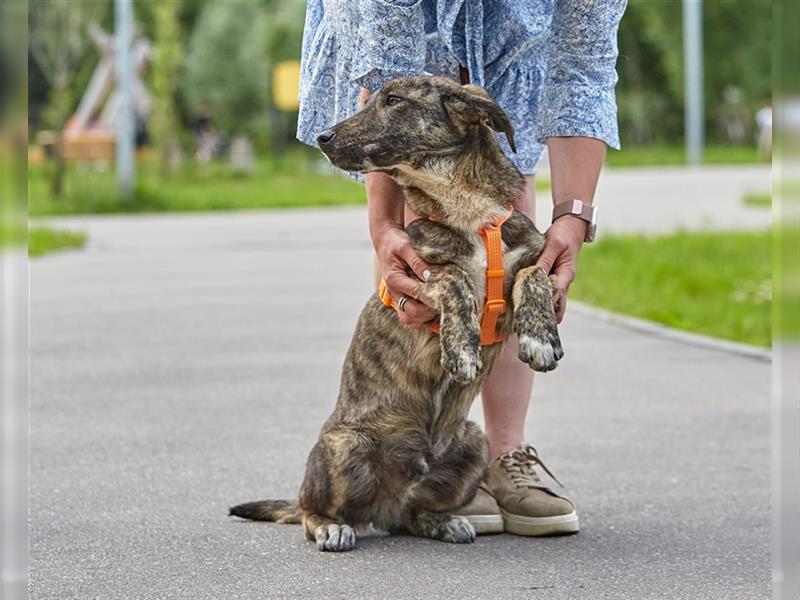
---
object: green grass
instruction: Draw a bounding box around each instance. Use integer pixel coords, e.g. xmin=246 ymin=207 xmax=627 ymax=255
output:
xmin=29 ymin=149 xmax=365 ymax=216
xmin=570 ymin=230 xmax=771 ymax=347
xmin=28 ymin=227 xmax=86 ymax=257
xmin=743 ymin=193 xmax=772 ymax=207
xmin=606 ymin=144 xmax=764 ymax=168
xmin=29 ymin=142 xmax=763 ymax=216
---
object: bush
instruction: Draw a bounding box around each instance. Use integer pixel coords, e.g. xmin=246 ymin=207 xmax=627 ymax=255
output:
xmin=180 ymin=0 xmax=269 ymax=141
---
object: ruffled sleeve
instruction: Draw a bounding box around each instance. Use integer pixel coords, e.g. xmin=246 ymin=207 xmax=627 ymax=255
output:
xmin=537 ymin=0 xmax=627 ymax=149
xmin=351 ymin=0 xmax=428 ymax=91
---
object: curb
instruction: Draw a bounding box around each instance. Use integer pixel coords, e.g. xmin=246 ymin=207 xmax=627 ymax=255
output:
xmin=570 ymin=301 xmax=772 ymax=363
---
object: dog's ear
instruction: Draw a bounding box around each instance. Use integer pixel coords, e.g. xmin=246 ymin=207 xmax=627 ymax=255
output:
xmin=442 ymin=86 xmax=517 ymax=153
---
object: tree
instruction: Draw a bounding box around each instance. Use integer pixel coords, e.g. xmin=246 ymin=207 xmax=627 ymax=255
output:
xmin=263 ymin=2 xmax=305 ymax=64
xmin=151 ymin=0 xmax=183 ymax=174
xmin=29 ymin=0 xmax=108 ymax=197
xmin=180 ymin=0 xmax=269 ymax=143
xmin=616 ymin=0 xmax=771 ymax=145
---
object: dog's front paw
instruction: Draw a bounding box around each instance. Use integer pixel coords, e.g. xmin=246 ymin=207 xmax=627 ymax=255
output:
xmin=439 ymin=516 xmax=477 ymax=544
xmin=441 ymin=343 xmax=482 ymax=382
xmin=315 ymin=523 xmax=357 ymax=552
xmin=518 ymin=330 xmax=564 ymax=373
xmin=518 ymin=334 xmax=556 ymax=372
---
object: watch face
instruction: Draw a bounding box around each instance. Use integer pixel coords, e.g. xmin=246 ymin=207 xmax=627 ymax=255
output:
xmin=585 ymin=224 xmax=597 ymax=243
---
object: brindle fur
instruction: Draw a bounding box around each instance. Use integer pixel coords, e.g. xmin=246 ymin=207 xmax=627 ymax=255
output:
xmin=229 ymin=76 xmax=563 ymax=552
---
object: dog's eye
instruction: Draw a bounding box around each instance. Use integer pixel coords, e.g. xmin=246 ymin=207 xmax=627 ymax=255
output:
xmin=386 ymin=95 xmax=404 ymax=107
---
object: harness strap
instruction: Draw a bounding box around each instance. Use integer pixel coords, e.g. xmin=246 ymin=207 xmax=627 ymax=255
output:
xmin=478 ymin=215 xmax=509 ymax=345
xmin=378 ymin=214 xmax=510 ymax=346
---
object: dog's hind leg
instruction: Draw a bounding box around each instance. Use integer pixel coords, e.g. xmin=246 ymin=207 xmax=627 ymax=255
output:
xmin=396 ymin=421 xmax=486 ymax=544
xmin=304 ymin=513 xmax=357 ymax=552
xmin=298 ymin=433 xmax=374 ymax=552
xmin=398 ymin=509 xmax=476 ymax=544
xmin=411 ymin=420 xmax=488 ymax=513
xmin=512 ymin=266 xmax=564 ymax=372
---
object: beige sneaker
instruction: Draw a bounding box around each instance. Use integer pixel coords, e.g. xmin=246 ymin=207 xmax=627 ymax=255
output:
xmin=452 ymin=483 xmax=504 ymax=534
xmin=484 ymin=445 xmax=579 ymax=536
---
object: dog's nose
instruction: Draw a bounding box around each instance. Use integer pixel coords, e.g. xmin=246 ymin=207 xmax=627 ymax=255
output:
xmin=317 ymin=129 xmax=336 ymax=146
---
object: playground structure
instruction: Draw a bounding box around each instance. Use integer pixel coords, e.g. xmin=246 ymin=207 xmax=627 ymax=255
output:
xmin=36 ymin=23 xmax=151 ymax=163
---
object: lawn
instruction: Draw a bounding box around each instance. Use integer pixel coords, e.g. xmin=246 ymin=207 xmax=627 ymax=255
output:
xmin=570 ymin=230 xmax=771 ymax=347
xmin=29 ymin=227 xmax=86 ymax=257
xmin=605 ymin=144 xmax=764 ymax=168
xmin=29 ymin=149 xmax=366 ymax=216
xmin=29 ymin=142 xmax=764 ymax=216
xmin=743 ymin=193 xmax=771 ymax=207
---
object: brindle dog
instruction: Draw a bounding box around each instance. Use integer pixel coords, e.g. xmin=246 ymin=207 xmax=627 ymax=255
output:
xmin=230 ymin=76 xmax=563 ymax=551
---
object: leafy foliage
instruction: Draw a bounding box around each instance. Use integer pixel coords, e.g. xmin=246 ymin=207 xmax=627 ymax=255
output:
xmin=617 ymin=1 xmax=771 ymax=145
xmin=179 ymin=0 xmax=269 ymax=138
xmin=151 ymin=1 xmax=183 ymax=172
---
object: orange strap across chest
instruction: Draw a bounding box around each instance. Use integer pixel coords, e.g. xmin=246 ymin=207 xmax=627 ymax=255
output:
xmin=378 ymin=214 xmax=509 ymax=346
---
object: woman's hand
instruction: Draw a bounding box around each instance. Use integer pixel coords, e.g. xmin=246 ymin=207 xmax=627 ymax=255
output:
xmin=374 ymin=225 xmax=438 ymax=329
xmin=365 ymin=165 xmax=438 ymax=330
xmin=542 ymin=136 xmax=605 ymax=323
xmin=534 ymin=216 xmax=587 ymax=323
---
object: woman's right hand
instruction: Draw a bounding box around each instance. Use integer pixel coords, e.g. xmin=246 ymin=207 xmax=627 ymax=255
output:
xmin=374 ymin=226 xmax=438 ymax=329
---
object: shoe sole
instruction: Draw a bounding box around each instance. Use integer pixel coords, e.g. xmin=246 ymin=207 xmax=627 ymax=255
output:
xmin=501 ymin=510 xmax=580 ymax=537
xmin=461 ymin=514 xmax=504 ymax=535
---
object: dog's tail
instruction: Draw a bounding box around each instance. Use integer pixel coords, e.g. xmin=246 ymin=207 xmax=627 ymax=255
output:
xmin=228 ymin=499 xmax=303 ymax=524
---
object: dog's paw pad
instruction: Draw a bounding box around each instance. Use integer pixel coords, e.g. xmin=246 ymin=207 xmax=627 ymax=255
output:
xmin=440 ymin=516 xmax=477 ymax=544
xmin=518 ymin=334 xmax=559 ymax=373
xmin=315 ymin=524 xmax=356 ymax=552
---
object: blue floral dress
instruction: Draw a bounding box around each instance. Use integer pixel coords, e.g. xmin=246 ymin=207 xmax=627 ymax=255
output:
xmin=297 ymin=0 xmax=626 ymax=175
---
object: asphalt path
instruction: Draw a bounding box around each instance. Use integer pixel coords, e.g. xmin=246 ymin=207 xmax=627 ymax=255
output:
xmin=31 ymin=206 xmax=770 ymax=599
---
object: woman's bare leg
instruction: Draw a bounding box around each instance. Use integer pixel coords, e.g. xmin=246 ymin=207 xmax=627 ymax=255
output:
xmin=482 ymin=175 xmax=536 ymax=461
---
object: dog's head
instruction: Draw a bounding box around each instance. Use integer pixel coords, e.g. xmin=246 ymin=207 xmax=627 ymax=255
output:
xmin=316 ymin=76 xmax=516 ymax=175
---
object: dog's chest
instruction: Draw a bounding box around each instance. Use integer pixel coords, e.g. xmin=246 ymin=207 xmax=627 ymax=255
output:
xmin=462 ymin=233 xmax=527 ymax=308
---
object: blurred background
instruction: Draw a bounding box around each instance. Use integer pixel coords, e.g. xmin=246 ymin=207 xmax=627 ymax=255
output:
xmin=27 ymin=0 xmax=772 ymax=348
xmin=16 ymin=3 xmax=796 ymax=598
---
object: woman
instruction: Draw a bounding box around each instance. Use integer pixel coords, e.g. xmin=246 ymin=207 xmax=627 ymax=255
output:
xmin=296 ymin=0 xmax=626 ymax=536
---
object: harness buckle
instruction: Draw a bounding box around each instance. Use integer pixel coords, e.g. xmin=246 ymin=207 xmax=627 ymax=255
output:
xmin=484 ymin=298 xmax=506 ymax=313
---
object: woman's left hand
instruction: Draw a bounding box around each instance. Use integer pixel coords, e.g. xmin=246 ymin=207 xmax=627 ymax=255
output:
xmin=534 ymin=216 xmax=587 ymax=323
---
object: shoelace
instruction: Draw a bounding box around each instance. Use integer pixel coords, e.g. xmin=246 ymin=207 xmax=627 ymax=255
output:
xmin=499 ymin=445 xmax=564 ymax=489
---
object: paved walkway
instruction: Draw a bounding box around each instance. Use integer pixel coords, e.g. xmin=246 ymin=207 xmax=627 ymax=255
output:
xmin=31 ymin=205 xmax=770 ymax=599
xmin=534 ymin=164 xmax=771 ymax=235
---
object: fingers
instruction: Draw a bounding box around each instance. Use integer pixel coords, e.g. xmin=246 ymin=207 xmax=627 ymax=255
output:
xmin=553 ymin=289 xmax=567 ymax=323
xmin=375 ymin=231 xmax=437 ymax=329
xmin=395 ymin=297 xmax=438 ymax=329
xmin=536 ymin=243 xmax=565 ymax=322
xmin=384 ymin=270 xmax=438 ymax=328
xmin=537 ymin=220 xmax=583 ymax=324
xmin=534 ymin=241 xmax=560 ymax=276
xmin=550 ymin=265 xmax=575 ymax=324
xmin=384 ymin=270 xmax=424 ymax=301
xmin=396 ymin=243 xmax=431 ymax=283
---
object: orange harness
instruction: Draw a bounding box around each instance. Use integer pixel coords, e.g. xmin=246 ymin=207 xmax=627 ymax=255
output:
xmin=378 ymin=214 xmax=510 ymax=346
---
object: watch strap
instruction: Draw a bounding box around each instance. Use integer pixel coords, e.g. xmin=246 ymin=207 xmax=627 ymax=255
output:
xmin=552 ymin=199 xmax=597 ymax=243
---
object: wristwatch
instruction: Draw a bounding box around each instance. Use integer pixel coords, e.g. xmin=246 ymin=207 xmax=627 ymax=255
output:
xmin=552 ymin=199 xmax=597 ymax=243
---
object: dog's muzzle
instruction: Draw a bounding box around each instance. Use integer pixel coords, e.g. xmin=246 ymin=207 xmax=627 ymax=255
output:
xmin=316 ymin=129 xmax=336 ymax=151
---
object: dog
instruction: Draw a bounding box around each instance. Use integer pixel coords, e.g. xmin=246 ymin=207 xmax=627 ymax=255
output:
xmin=229 ymin=76 xmax=563 ymax=551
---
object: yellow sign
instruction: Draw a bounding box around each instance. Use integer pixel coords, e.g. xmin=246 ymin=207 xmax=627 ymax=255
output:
xmin=272 ymin=60 xmax=301 ymax=111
